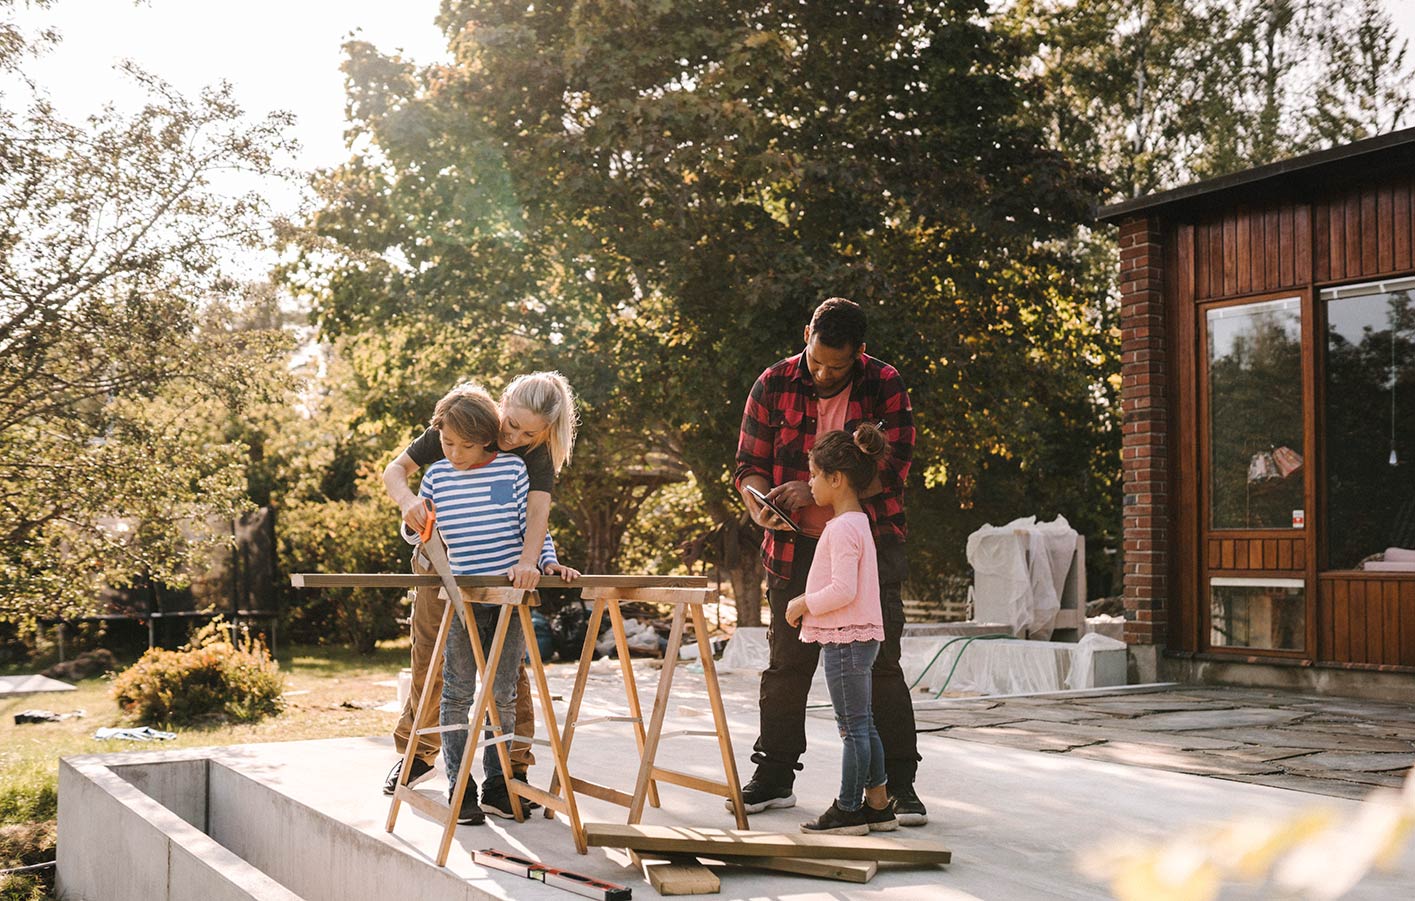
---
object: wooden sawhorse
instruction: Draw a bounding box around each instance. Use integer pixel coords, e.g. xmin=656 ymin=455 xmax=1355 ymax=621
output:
xmin=550 ymin=585 xmax=748 ymax=830
xmin=383 ymin=584 xmax=586 ymax=863
xmin=289 ymin=574 xmax=715 ymax=861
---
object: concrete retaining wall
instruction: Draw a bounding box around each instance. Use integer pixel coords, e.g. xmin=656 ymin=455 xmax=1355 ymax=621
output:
xmin=57 ymin=750 xmax=491 ymax=901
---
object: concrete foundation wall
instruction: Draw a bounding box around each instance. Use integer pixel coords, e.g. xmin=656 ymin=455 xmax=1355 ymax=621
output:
xmin=57 ymin=751 xmax=494 ymax=901
xmin=58 ymin=755 xmax=296 ymax=901
xmin=207 ymin=763 xmax=481 ymax=901
xmin=1159 ymin=653 xmax=1415 ymax=702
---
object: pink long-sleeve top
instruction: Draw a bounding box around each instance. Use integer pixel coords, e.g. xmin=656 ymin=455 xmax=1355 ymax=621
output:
xmin=798 ymin=511 xmax=884 ymax=644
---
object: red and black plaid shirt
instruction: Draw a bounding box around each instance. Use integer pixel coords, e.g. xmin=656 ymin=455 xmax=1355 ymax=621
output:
xmin=734 ymin=351 xmax=914 ymax=582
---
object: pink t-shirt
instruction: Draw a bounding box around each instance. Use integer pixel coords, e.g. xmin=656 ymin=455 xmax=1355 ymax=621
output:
xmin=798 ymin=511 xmax=884 ymax=644
xmin=796 ymin=390 xmax=851 ymax=537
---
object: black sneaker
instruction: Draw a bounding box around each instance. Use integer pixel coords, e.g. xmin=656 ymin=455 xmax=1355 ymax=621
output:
xmin=861 ymin=798 xmax=898 ymax=832
xmin=725 ymin=778 xmax=796 ymax=814
xmin=450 ymin=786 xmax=485 ymax=825
xmin=801 ymin=800 xmax=869 ymax=835
xmin=479 ymin=781 xmax=519 ymax=820
xmin=890 ymin=785 xmax=928 ymax=826
xmin=382 ymin=757 xmax=435 ymax=795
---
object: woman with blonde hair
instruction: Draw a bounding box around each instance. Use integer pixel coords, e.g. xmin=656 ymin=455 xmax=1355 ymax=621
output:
xmin=380 ymin=371 xmax=580 ymax=818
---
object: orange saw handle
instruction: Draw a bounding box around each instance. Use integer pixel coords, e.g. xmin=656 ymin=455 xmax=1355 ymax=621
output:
xmin=417 ymin=498 xmax=436 ymax=543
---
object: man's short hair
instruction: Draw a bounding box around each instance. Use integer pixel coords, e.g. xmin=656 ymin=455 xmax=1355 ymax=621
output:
xmin=809 ymin=297 xmax=866 ymax=349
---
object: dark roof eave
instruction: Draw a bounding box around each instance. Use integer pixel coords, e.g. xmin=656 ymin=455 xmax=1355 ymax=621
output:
xmin=1095 ymin=126 xmax=1415 ymax=224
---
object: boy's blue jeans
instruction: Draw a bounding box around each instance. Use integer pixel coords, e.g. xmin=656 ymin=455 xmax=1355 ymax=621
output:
xmin=441 ymin=603 xmax=525 ymax=795
xmin=822 ymin=639 xmax=885 ymax=811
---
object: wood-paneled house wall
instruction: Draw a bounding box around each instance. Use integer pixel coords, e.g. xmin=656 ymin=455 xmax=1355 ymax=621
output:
xmin=1099 ymin=128 xmax=1415 ymax=676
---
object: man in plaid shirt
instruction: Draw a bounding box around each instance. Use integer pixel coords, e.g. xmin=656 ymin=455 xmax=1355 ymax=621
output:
xmin=730 ymin=297 xmax=927 ymax=826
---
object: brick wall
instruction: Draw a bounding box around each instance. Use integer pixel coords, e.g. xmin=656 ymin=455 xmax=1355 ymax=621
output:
xmin=1118 ymin=214 xmax=1167 ymax=647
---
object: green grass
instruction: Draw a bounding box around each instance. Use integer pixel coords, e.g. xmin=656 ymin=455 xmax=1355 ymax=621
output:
xmin=0 ymin=639 xmax=412 ymax=898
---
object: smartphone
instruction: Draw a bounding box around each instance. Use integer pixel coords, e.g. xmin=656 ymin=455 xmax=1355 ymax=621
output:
xmin=746 ymin=485 xmax=801 ymax=532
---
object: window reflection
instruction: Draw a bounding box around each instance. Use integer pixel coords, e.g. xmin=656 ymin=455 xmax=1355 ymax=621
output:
xmin=1207 ymin=298 xmax=1305 ymax=529
xmin=1323 ymin=279 xmax=1415 ymax=570
xmin=1210 ymin=577 xmax=1305 ymax=651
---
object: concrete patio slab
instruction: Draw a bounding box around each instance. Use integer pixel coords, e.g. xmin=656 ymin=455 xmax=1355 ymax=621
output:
xmin=57 ymin=662 xmax=1415 ymax=900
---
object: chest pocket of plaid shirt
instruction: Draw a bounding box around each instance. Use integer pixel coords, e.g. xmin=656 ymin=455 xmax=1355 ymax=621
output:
xmin=489 ymin=481 xmax=515 ymax=506
xmin=771 ymin=407 xmax=806 ymax=454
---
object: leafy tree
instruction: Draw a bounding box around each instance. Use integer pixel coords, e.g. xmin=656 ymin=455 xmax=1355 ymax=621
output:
xmin=0 ymin=8 xmax=297 ymax=619
xmin=1014 ymin=0 xmax=1413 ymax=199
xmin=290 ymin=0 xmax=1114 ymax=623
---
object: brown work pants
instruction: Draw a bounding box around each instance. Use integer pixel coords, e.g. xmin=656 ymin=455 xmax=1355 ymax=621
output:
xmin=393 ymin=542 xmax=536 ymax=776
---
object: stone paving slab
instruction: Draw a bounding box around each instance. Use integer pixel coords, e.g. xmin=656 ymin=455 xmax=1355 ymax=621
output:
xmin=1186 ymin=726 xmax=1415 ymax=753
xmin=982 ymin=701 xmax=1113 ymax=723
xmin=1283 ymin=751 xmax=1415 ymax=772
xmin=982 ymin=720 xmax=1248 ymax=751
xmin=1285 ymin=718 xmax=1415 ymax=740
xmin=940 ymin=725 xmax=1102 ymax=753
xmin=914 ymin=686 xmax=1415 ymax=800
xmin=1066 ymin=742 xmax=1283 ymax=777
xmin=1118 ymin=707 xmax=1311 ymax=732
xmin=1215 ymin=773 xmax=1377 ymax=800
xmin=1285 ymin=700 xmax=1415 ymax=722
xmin=1065 ymin=696 xmax=1238 ymax=715
xmin=914 ymin=710 xmax=1027 ymax=730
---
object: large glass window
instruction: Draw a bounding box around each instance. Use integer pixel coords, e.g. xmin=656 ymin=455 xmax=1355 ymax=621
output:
xmin=1209 ymin=577 xmax=1305 ymax=651
xmin=1206 ymin=297 xmax=1305 ymax=530
xmin=1323 ymin=278 xmax=1415 ymax=570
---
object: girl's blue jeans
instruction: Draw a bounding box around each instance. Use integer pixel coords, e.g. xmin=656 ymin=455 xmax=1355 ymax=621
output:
xmin=822 ymin=639 xmax=885 ymax=810
xmin=441 ymin=604 xmax=525 ymax=794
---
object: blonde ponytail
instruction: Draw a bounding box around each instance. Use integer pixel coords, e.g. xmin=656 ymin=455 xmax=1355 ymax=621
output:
xmin=501 ymin=371 xmax=579 ymax=473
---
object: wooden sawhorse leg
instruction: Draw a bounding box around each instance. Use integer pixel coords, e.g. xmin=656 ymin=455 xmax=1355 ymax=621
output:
xmin=549 ymin=587 xmax=747 ymax=831
xmin=385 ymin=587 xmax=524 ymax=866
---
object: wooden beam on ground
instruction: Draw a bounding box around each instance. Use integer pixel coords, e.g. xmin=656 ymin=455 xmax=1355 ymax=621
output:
xmin=291 ymin=573 xmax=708 ymax=589
xmin=630 ymin=851 xmax=720 ymax=896
xmin=708 ymin=854 xmax=876 ymax=883
xmin=584 ymin=824 xmax=951 ymax=865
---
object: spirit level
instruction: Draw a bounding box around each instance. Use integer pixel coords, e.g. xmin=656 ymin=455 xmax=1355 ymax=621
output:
xmin=475 ymin=849 xmax=632 ymax=901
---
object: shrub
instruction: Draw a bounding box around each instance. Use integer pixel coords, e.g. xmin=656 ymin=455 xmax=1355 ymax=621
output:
xmin=111 ymin=619 xmax=284 ymax=726
xmin=277 ymin=497 xmax=405 ymax=653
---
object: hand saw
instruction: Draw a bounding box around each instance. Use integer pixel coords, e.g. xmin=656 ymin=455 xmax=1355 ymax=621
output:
xmin=401 ymin=498 xmax=462 ymax=603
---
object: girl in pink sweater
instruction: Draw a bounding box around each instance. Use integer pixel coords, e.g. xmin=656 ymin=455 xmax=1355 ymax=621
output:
xmin=784 ymin=423 xmax=897 ymax=835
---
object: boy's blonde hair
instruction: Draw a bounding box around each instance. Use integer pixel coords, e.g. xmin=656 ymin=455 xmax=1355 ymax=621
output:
xmin=501 ymin=371 xmax=578 ymax=473
xmin=432 ymin=383 xmax=500 ymax=446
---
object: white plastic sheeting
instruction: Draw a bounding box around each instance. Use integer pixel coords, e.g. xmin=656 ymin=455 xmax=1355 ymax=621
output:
xmin=907 ymin=635 xmax=1126 ymax=696
xmin=716 ymin=626 xmax=769 ymax=672
xmin=1064 ymin=632 xmax=1128 ymax=690
xmin=966 ymin=515 xmax=1080 ymax=639
xmin=717 ymin=629 xmax=1126 ymax=696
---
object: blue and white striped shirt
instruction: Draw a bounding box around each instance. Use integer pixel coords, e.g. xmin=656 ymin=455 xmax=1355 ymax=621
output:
xmin=419 ymin=454 xmax=558 ymax=575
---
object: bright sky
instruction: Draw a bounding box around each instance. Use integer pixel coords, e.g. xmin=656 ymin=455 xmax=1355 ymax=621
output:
xmin=12 ymin=0 xmax=449 ymax=217
xmin=11 ymin=1 xmax=1415 ymax=230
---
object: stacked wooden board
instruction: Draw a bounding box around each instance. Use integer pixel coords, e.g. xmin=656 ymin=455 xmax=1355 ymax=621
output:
xmin=592 ymin=823 xmax=951 ymax=895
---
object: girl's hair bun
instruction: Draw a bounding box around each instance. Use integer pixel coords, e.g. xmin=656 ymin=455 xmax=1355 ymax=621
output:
xmin=853 ymin=421 xmax=888 ymax=457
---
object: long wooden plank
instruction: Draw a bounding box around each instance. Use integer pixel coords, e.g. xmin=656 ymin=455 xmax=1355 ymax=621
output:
xmin=1396 ymin=179 xmax=1413 ymax=272
xmin=711 ymin=854 xmax=877 ymax=884
xmin=584 ymin=823 xmax=952 ymax=864
xmin=292 ymin=573 xmax=706 ymax=589
xmin=1314 ymin=200 xmax=1331 ymax=281
xmin=580 ymin=586 xmax=716 ymax=605
xmin=630 ymin=851 xmax=720 ymax=896
xmin=1401 ymin=581 xmax=1415 ymax=667
xmin=1236 ymin=208 xmax=1252 ymax=295
xmin=1378 ymin=185 xmax=1394 ymax=273
xmin=1362 ymin=188 xmax=1379 ymax=274
xmin=1223 ymin=213 xmax=1237 ymax=296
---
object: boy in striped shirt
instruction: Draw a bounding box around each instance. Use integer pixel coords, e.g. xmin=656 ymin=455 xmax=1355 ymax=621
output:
xmin=419 ymin=384 xmax=567 ymax=824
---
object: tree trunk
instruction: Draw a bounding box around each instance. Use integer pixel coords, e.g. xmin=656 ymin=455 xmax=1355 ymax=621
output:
xmin=705 ymin=503 xmax=765 ymax=627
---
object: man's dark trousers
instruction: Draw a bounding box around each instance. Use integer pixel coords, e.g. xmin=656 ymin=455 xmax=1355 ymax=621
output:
xmin=751 ymin=534 xmax=920 ymax=789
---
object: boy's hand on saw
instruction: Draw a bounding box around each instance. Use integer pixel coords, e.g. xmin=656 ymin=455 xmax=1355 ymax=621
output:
xmin=402 ymin=499 xmax=430 ymax=533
